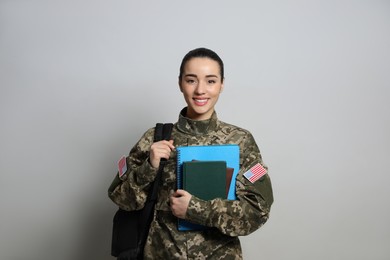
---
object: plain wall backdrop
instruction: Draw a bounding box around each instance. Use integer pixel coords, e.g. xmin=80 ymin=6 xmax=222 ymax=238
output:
xmin=1 ymin=1 xmax=389 ymax=259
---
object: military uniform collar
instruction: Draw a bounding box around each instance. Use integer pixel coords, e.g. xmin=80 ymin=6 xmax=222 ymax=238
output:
xmin=177 ymin=107 xmax=219 ymax=135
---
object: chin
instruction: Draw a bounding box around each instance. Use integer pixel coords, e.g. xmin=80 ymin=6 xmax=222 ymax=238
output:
xmin=193 ymin=106 xmax=209 ymax=114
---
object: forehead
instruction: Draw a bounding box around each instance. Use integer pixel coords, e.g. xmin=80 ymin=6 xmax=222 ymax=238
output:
xmin=183 ymin=57 xmax=221 ymax=76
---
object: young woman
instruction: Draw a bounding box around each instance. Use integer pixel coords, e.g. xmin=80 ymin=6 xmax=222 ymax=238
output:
xmin=109 ymin=48 xmax=273 ymax=259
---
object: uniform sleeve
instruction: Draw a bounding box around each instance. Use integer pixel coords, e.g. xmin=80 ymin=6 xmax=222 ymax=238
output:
xmin=108 ymin=128 xmax=158 ymax=211
xmin=184 ymin=133 xmax=274 ymax=236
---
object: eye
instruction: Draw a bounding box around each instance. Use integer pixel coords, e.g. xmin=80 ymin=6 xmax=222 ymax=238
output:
xmin=186 ymin=79 xmax=196 ymax=84
xmin=208 ymin=79 xmax=216 ymax=84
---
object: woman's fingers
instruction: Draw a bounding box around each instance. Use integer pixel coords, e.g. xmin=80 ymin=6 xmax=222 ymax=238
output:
xmin=149 ymin=140 xmax=174 ymax=168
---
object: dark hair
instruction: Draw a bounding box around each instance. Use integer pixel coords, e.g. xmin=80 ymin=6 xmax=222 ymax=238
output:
xmin=178 ymin=47 xmax=224 ymax=82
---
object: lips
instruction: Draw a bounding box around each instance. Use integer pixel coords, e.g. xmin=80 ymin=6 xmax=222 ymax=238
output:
xmin=193 ymin=98 xmax=209 ymax=106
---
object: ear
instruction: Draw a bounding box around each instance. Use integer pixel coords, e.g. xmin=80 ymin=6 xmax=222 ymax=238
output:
xmin=220 ymin=79 xmax=225 ymax=93
xmin=178 ymin=78 xmax=183 ymax=93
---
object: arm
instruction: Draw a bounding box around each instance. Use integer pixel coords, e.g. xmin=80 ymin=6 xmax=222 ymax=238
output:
xmin=184 ymin=133 xmax=274 ymax=236
xmin=108 ymin=128 xmax=172 ymax=211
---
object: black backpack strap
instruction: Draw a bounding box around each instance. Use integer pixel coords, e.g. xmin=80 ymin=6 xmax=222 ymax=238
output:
xmin=152 ymin=123 xmax=173 ymax=165
xmin=154 ymin=123 xmax=164 ymax=142
xmin=162 ymin=123 xmax=173 ymax=142
xmin=137 ymin=123 xmax=173 ymax=257
xmin=150 ymin=123 xmax=173 ymax=200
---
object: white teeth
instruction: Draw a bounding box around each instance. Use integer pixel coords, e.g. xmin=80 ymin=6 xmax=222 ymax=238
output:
xmin=195 ymin=99 xmax=207 ymax=102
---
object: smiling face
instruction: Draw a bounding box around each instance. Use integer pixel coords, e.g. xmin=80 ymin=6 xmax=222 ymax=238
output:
xmin=179 ymin=57 xmax=224 ymax=120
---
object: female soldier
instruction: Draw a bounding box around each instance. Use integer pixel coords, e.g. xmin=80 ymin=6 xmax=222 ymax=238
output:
xmin=109 ymin=47 xmax=273 ymax=259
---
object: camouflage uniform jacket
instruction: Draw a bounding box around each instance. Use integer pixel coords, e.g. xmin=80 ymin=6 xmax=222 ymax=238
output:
xmin=108 ymin=108 xmax=274 ymax=259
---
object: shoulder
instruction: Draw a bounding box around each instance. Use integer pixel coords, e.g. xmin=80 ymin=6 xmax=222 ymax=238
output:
xmin=215 ymin=120 xmax=257 ymax=146
xmin=132 ymin=126 xmax=155 ymax=152
xmin=138 ymin=127 xmax=155 ymax=141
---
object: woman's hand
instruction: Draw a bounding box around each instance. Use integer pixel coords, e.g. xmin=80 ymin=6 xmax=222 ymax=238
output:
xmin=170 ymin=189 xmax=192 ymax=219
xmin=149 ymin=140 xmax=175 ymax=168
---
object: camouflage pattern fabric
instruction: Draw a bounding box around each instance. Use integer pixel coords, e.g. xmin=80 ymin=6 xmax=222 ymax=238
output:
xmin=108 ymin=108 xmax=274 ymax=259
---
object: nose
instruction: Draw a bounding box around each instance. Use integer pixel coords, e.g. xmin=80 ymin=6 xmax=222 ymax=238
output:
xmin=194 ymin=80 xmax=206 ymax=95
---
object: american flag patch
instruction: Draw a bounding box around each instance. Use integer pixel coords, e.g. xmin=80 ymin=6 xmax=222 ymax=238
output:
xmin=118 ymin=156 xmax=127 ymax=177
xmin=243 ymin=163 xmax=267 ymax=183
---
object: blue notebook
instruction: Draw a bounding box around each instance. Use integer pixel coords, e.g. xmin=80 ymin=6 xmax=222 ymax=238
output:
xmin=176 ymin=144 xmax=240 ymax=231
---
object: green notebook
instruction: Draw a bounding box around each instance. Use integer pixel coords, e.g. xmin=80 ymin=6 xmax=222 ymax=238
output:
xmin=180 ymin=160 xmax=227 ymax=231
xmin=182 ymin=160 xmax=227 ymax=201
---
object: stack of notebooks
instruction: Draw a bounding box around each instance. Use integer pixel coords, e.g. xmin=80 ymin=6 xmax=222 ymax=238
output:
xmin=176 ymin=144 xmax=240 ymax=231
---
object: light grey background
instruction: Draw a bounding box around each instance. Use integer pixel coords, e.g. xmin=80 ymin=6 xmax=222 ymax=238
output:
xmin=1 ymin=1 xmax=389 ymax=259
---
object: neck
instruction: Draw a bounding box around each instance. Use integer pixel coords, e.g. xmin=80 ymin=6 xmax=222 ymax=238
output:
xmin=185 ymin=108 xmax=214 ymax=121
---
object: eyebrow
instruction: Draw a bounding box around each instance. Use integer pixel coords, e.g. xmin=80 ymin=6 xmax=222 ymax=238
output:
xmin=184 ymin=74 xmax=219 ymax=78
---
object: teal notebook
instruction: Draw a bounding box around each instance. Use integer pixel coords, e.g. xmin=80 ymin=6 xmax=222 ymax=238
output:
xmin=176 ymin=144 xmax=240 ymax=231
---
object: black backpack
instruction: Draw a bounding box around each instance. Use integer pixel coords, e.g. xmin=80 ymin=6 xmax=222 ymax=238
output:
xmin=110 ymin=123 xmax=173 ymax=259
